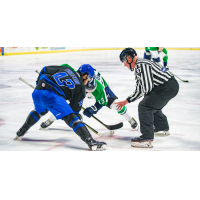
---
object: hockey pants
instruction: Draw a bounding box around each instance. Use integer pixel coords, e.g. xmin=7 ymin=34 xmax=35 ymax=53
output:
xmin=138 ymin=78 xmax=179 ymax=139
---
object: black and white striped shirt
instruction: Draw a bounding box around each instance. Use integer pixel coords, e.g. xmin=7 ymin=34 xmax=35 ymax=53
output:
xmin=127 ymin=58 xmax=173 ymax=103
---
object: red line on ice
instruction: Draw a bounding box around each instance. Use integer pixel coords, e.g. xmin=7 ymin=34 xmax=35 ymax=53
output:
xmin=43 ymin=142 xmax=66 ymax=151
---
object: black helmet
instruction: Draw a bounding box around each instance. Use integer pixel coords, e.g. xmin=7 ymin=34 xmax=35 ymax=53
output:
xmin=120 ymin=48 xmax=137 ymax=63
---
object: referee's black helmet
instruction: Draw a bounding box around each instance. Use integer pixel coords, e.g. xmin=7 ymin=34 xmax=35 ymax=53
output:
xmin=120 ymin=48 xmax=137 ymax=63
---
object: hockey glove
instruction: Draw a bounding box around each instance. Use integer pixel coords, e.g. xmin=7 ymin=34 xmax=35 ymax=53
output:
xmin=153 ymin=57 xmax=161 ymax=63
xmin=144 ymin=52 xmax=151 ymax=60
xmin=161 ymin=66 xmax=169 ymax=73
xmin=83 ymin=106 xmax=98 ymax=118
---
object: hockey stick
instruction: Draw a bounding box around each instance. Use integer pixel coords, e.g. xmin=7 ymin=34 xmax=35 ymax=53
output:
xmin=19 ymin=77 xmax=35 ymax=89
xmin=81 ymin=107 xmax=123 ymax=130
xmin=83 ymin=123 xmax=114 ymax=137
xmin=19 ymin=77 xmax=114 ymax=137
xmin=169 ymin=72 xmax=189 ymax=83
xmin=36 ymin=70 xmax=123 ymax=130
xmin=156 ymin=63 xmax=189 ymax=83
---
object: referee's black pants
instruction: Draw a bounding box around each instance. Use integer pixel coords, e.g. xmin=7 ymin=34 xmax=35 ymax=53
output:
xmin=138 ymin=78 xmax=179 ymax=140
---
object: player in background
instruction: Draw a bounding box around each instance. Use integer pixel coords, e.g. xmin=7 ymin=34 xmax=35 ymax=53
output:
xmin=144 ymin=47 xmax=169 ymax=72
xmin=41 ymin=64 xmax=139 ymax=131
xmin=14 ymin=64 xmax=107 ymax=151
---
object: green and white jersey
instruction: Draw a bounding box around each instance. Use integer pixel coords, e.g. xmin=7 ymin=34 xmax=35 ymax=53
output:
xmin=145 ymin=47 xmax=168 ymax=65
xmin=86 ymin=69 xmax=109 ymax=106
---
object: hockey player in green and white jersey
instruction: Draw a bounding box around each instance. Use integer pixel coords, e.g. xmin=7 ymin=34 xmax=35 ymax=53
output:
xmin=40 ymin=64 xmax=138 ymax=131
xmin=144 ymin=47 xmax=169 ymax=72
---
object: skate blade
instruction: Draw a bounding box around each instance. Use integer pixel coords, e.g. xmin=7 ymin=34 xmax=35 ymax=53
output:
xmin=14 ymin=136 xmax=23 ymax=141
xmin=133 ymin=125 xmax=139 ymax=131
xmin=98 ymin=130 xmax=114 ymax=137
xmin=154 ymin=131 xmax=170 ymax=136
xmin=91 ymin=144 xmax=107 ymax=151
xmin=39 ymin=127 xmax=49 ymax=131
xmin=131 ymin=142 xmax=153 ymax=148
xmin=100 ymin=144 xmax=107 ymax=150
xmin=91 ymin=145 xmax=97 ymax=151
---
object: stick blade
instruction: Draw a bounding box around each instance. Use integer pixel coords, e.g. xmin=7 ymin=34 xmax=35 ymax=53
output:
xmin=106 ymin=122 xmax=123 ymax=130
xmin=98 ymin=130 xmax=115 ymax=137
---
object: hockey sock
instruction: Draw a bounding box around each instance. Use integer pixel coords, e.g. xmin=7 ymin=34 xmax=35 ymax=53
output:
xmin=26 ymin=110 xmax=42 ymax=126
xmin=117 ymin=106 xmax=127 ymax=115
xmin=118 ymin=106 xmax=133 ymax=121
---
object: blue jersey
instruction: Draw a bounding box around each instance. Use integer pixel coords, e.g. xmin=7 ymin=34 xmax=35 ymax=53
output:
xmin=36 ymin=65 xmax=85 ymax=112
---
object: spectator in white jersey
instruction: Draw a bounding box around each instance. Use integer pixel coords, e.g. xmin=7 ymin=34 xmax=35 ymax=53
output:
xmin=115 ymin=48 xmax=179 ymax=148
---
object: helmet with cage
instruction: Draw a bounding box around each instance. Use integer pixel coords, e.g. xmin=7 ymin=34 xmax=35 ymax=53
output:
xmin=78 ymin=64 xmax=96 ymax=92
xmin=78 ymin=64 xmax=95 ymax=80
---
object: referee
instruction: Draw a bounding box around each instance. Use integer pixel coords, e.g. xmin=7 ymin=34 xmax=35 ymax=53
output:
xmin=115 ymin=48 xmax=179 ymax=148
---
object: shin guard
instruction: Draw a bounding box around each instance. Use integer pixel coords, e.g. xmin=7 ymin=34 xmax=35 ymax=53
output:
xmin=16 ymin=110 xmax=47 ymax=137
xmin=63 ymin=113 xmax=91 ymax=141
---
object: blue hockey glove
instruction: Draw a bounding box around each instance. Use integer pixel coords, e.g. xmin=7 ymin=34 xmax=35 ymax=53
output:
xmin=153 ymin=57 xmax=161 ymax=63
xmin=83 ymin=106 xmax=98 ymax=118
xmin=144 ymin=52 xmax=151 ymax=60
xmin=161 ymin=66 xmax=169 ymax=73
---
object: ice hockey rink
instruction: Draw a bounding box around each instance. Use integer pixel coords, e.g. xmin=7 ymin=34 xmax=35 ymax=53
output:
xmin=0 ymin=49 xmax=200 ymax=151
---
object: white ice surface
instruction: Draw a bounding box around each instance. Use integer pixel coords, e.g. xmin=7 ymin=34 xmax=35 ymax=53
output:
xmin=0 ymin=50 xmax=200 ymax=151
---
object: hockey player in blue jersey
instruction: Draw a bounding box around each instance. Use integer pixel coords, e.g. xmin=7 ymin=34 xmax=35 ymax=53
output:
xmin=14 ymin=64 xmax=107 ymax=151
xmin=41 ymin=64 xmax=138 ymax=131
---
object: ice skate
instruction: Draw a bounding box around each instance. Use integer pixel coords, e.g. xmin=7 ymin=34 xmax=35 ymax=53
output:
xmin=131 ymin=136 xmax=153 ymax=148
xmin=128 ymin=118 xmax=139 ymax=131
xmin=154 ymin=129 xmax=170 ymax=136
xmin=14 ymin=135 xmax=23 ymax=141
xmin=40 ymin=119 xmax=54 ymax=129
xmin=14 ymin=126 xmax=29 ymax=141
xmin=85 ymin=137 xmax=107 ymax=151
